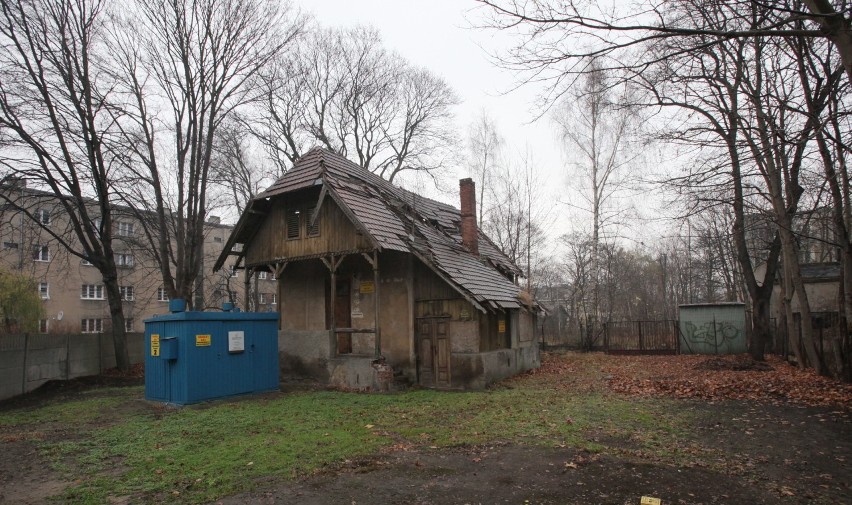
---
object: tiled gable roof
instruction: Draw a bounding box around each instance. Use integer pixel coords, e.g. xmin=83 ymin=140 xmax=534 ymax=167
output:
xmin=220 ymin=147 xmax=527 ymax=312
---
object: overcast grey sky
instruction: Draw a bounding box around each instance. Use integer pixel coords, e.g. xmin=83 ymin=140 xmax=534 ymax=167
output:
xmin=298 ymin=2 xmax=558 ymax=184
xmin=297 ymin=0 xmax=667 ymax=249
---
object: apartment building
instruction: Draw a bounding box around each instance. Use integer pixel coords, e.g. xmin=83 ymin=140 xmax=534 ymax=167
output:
xmin=0 ymin=180 xmax=278 ymax=335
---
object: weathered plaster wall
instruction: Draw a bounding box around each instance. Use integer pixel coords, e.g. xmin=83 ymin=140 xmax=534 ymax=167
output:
xmin=279 ymin=329 xmax=332 ymax=380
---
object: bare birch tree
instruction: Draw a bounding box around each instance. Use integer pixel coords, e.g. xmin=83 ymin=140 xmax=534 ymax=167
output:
xmin=466 ymin=110 xmax=503 ymax=224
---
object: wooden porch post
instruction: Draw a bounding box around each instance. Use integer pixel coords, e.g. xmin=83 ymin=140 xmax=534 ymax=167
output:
xmin=244 ymin=267 xmax=252 ymax=311
xmin=374 ymin=249 xmax=381 ymax=358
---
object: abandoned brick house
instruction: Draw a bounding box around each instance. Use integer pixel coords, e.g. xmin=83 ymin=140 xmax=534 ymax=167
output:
xmin=215 ymin=147 xmax=539 ymax=389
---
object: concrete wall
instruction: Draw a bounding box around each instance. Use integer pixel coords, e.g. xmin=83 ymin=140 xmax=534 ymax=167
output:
xmin=451 ymin=344 xmax=540 ymax=390
xmin=0 ymin=332 xmax=145 ymax=401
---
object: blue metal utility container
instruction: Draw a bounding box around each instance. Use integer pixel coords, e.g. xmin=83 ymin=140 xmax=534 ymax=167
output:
xmin=144 ymin=300 xmax=279 ymax=404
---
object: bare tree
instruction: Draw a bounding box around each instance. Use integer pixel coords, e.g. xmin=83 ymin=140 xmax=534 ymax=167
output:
xmin=482 ymin=148 xmax=550 ymax=290
xmin=109 ymin=0 xmax=303 ymax=309
xmin=0 ymin=0 xmax=131 ymax=369
xmin=253 ymin=26 xmax=458 ymax=182
xmin=554 ymin=61 xmax=640 ymax=324
xmin=466 ymin=110 xmax=504 ymax=223
xmin=476 ymin=0 xmax=852 ymax=96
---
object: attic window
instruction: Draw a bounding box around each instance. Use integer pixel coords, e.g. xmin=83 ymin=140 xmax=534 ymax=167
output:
xmin=286 ymin=208 xmax=300 ymax=239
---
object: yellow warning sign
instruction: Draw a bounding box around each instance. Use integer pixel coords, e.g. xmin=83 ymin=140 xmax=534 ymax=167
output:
xmin=359 ymin=281 xmax=375 ymax=294
xmin=498 ymin=320 xmax=506 ymax=333
xmin=640 ymin=497 xmax=661 ymax=505
xmin=195 ymin=334 xmax=211 ymax=346
xmin=150 ymin=334 xmax=160 ymax=356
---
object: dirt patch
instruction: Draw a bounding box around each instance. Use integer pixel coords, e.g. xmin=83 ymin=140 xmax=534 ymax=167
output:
xmin=0 ymin=373 xmax=146 ymax=504
xmin=214 ymin=441 xmax=824 ymax=505
xmin=0 ymin=438 xmax=69 ymax=505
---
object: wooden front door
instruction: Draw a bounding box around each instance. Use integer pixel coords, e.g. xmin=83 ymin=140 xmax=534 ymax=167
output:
xmin=417 ymin=318 xmax=450 ymax=388
xmin=335 ymin=279 xmax=351 ymax=354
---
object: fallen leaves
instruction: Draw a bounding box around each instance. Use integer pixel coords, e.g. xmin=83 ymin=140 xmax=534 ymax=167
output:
xmin=601 ymin=354 xmax=852 ymax=408
xmin=522 ymin=352 xmax=852 ymax=409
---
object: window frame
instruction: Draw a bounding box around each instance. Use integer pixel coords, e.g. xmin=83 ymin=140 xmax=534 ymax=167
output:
xmin=115 ymin=253 xmax=134 ymax=267
xmin=33 ymin=244 xmax=49 ymax=262
xmin=119 ymin=285 xmax=135 ymax=301
xmin=39 ymin=282 xmax=49 ymax=300
xmin=156 ymin=287 xmax=169 ymax=302
xmin=81 ymin=284 xmax=105 ymax=300
xmin=117 ymin=221 xmax=135 ymax=237
xmin=36 ymin=208 xmax=51 ymax=225
xmin=81 ymin=318 xmax=103 ymax=333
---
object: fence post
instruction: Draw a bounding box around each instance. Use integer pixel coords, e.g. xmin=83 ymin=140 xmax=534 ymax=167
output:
xmin=21 ymin=333 xmax=29 ymax=396
xmin=638 ymin=321 xmax=644 ymax=351
xmin=65 ymin=334 xmax=71 ymax=380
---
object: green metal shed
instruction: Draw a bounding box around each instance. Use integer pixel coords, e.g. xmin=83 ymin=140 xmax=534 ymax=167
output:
xmin=678 ymin=303 xmax=747 ymax=354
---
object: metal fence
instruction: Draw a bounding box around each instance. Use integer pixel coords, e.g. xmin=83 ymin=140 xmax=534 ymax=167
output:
xmin=603 ymin=320 xmax=679 ymax=354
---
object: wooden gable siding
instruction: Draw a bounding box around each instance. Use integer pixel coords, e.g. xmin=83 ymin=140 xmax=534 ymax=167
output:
xmin=413 ymin=259 xmax=458 ymax=301
xmin=246 ymin=189 xmax=373 ymax=265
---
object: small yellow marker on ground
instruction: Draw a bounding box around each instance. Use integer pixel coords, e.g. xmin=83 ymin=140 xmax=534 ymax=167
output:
xmin=640 ymin=497 xmax=661 ymax=505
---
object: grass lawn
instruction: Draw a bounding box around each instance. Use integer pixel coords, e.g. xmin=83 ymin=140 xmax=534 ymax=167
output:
xmin=0 ymin=355 xmax=690 ymax=504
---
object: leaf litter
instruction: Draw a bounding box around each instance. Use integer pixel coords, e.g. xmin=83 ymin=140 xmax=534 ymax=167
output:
xmin=521 ymin=352 xmax=852 ymax=409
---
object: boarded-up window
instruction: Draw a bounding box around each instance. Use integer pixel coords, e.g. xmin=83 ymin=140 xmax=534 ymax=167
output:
xmin=286 ymin=208 xmax=300 ymax=239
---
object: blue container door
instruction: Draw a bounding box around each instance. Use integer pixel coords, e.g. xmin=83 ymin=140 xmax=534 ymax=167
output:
xmin=221 ymin=323 xmax=255 ymax=395
xmin=145 ymin=322 xmax=169 ymax=401
xmin=250 ymin=320 xmax=280 ymax=392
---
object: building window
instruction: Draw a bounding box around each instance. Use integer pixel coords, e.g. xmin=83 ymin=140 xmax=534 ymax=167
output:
xmin=39 ymin=319 xmax=49 ymax=334
xmin=157 ymin=287 xmax=169 ymax=302
xmin=3 ymin=241 xmax=18 ymax=249
xmin=228 ymin=291 xmax=237 ymax=303
xmin=124 ymin=318 xmax=134 ymax=332
xmin=213 ymin=236 xmax=223 ymax=243
xmin=258 ymin=271 xmax=267 ymax=280
xmin=39 ymin=282 xmax=49 ymax=299
xmin=120 ymin=285 xmax=134 ymax=301
xmin=286 ymin=208 xmax=300 ymax=239
xmin=117 ymin=221 xmax=135 ymax=236
xmin=81 ymin=284 xmax=105 ymax=300
xmin=259 ymin=293 xmax=267 ymax=304
xmin=230 ymin=266 xmax=239 ymax=278
xmin=271 ymin=293 xmax=277 ymax=305
xmin=33 ymin=245 xmax=49 ymax=262
xmin=81 ymin=318 xmax=103 ymax=333
xmin=270 ymin=271 xmax=276 ymax=281
xmin=115 ymin=253 xmax=134 ymax=267
xmin=36 ymin=208 xmax=51 ymax=225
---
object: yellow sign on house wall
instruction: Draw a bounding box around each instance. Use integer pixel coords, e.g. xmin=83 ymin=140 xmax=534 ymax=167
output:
xmin=150 ymin=334 xmax=160 ymax=356
xmin=195 ymin=334 xmax=211 ymax=347
xmin=498 ymin=320 xmax=506 ymax=333
xmin=359 ymin=281 xmax=375 ymax=294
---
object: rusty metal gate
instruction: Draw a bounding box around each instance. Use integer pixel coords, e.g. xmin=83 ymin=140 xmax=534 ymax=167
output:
xmin=604 ymin=320 xmax=679 ymax=354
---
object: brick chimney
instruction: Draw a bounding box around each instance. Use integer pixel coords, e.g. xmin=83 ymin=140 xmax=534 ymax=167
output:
xmin=459 ymin=178 xmax=478 ymax=256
